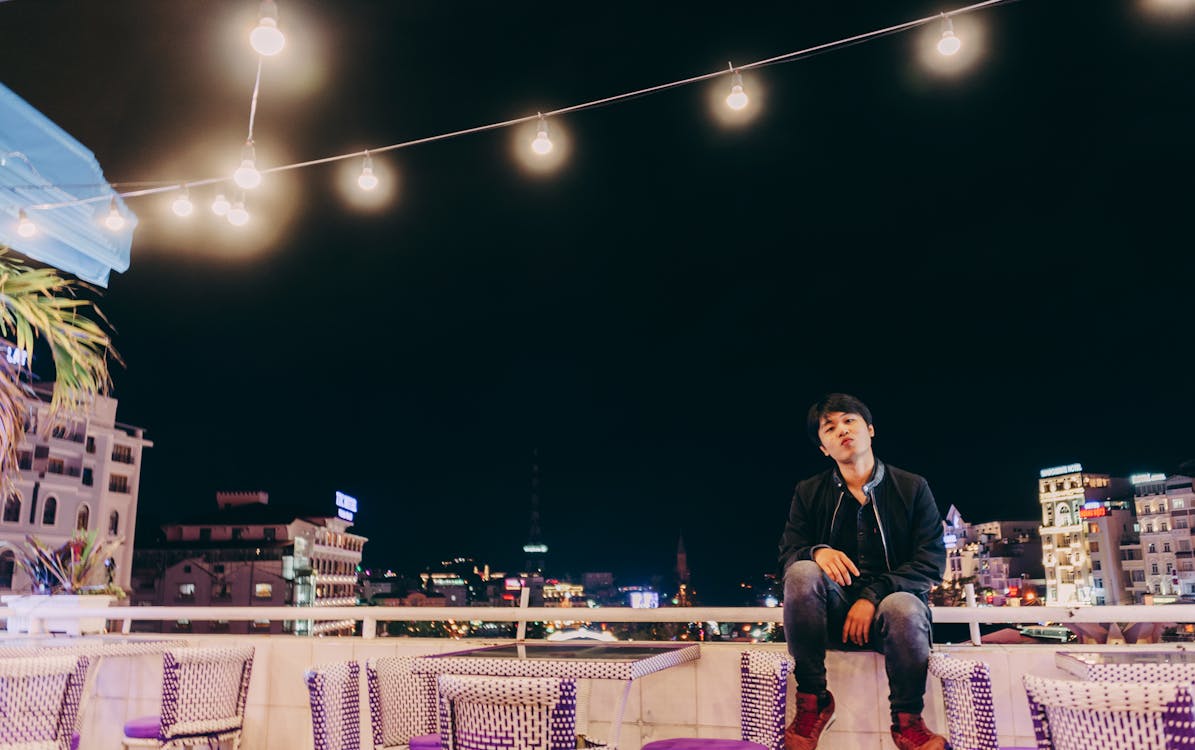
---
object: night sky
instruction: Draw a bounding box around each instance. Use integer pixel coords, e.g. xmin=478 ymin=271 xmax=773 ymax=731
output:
xmin=2 ymin=1 xmax=1193 ymax=603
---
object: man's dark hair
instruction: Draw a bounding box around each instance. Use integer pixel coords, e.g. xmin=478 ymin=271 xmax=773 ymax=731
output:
xmin=806 ymin=393 xmax=874 ymax=446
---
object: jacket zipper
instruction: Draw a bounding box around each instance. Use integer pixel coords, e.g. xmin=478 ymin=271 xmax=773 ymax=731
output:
xmin=870 ymin=491 xmax=892 ymax=571
xmin=826 ymin=490 xmax=845 ymax=544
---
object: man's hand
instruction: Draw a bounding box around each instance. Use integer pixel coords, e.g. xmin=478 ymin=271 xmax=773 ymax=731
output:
xmin=842 ymin=599 xmax=876 ymax=646
xmin=812 ymin=547 xmax=860 ymax=587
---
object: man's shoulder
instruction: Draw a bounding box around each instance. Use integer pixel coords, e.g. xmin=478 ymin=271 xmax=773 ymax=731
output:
xmin=883 ymin=463 xmax=928 ymax=489
xmin=795 ymin=468 xmax=837 ymax=495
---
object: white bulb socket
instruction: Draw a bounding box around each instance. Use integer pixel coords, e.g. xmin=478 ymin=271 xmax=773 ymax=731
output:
xmin=938 ymin=17 xmax=961 ymax=56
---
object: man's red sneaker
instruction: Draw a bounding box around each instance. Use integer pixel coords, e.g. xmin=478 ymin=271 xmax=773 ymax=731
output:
xmin=890 ymin=712 xmax=946 ymax=750
xmin=784 ymin=691 xmax=835 ymax=750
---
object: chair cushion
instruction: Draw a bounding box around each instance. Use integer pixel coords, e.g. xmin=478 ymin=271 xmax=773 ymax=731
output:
xmin=123 ymin=715 xmax=161 ymax=739
xmin=642 ymin=741 xmax=766 ymax=750
xmin=70 ymin=732 xmax=79 ymax=750
xmin=409 ymin=733 xmax=441 ymax=750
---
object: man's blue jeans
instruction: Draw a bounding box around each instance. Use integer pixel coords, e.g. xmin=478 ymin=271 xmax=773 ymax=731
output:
xmin=782 ymin=559 xmax=932 ymax=715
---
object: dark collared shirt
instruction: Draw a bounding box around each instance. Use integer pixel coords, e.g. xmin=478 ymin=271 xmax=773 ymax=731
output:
xmin=830 ymin=493 xmax=888 ymax=591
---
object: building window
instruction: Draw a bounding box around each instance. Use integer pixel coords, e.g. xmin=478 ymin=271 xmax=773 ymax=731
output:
xmin=1177 ymin=518 xmax=1190 ymax=530
xmin=255 ymin=583 xmax=273 ymax=599
xmin=2 ymin=495 xmax=20 ymax=523
xmin=1160 ymin=501 xmax=1168 ymax=513
xmin=108 ymin=475 xmax=129 ymax=493
xmin=1089 ymin=541 xmax=1100 ymax=553
xmin=18 ymin=451 xmax=32 ymax=470
xmin=1161 ymin=522 xmax=1169 ymax=532
xmin=47 ymin=458 xmax=64 ymax=475
xmin=1146 ymin=523 xmax=1154 ymax=533
xmin=178 ymin=583 xmax=196 ymax=599
xmin=1152 ymin=564 xmax=1160 ymax=575
xmin=76 ymin=504 xmax=90 ymax=531
xmin=111 ymin=444 xmax=134 ymax=464
xmin=263 ymin=527 xmax=276 ymax=541
xmin=1094 ymin=560 xmax=1102 ymax=571
xmin=251 ymin=619 xmax=271 ymax=632
xmin=1176 ymin=499 xmax=1187 ymax=510
xmin=0 ymin=550 xmax=15 ymax=589
xmin=1094 ymin=578 xmax=1103 ymax=589
xmin=1149 ymin=543 xmax=1157 ymax=553
xmin=108 ymin=511 xmax=119 ymax=536
xmin=81 ymin=468 xmax=93 ymax=487
xmin=1165 ymin=543 xmax=1173 ymax=553
xmin=199 ymin=528 xmax=212 ymax=542
xmin=231 ymin=528 xmax=243 ymax=541
xmin=174 ymin=619 xmax=192 ymax=633
xmin=42 ymin=496 xmax=57 ymax=526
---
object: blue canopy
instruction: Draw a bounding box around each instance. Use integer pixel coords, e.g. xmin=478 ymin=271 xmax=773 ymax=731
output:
xmin=0 ymin=82 xmax=134 ymax=286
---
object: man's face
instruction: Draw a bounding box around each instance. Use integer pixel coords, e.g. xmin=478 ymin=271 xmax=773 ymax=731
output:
xmin=817 ymin=411 xmax=875 ymax=463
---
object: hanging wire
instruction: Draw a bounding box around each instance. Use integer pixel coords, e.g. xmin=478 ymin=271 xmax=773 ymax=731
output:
xmin=20 ymin=0 xmax=1019 ymax=212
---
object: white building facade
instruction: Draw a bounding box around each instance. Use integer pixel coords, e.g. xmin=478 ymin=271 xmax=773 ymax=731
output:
xmin=0 ymin=383 xmax=151 ymax=592
xmin=1127 ymin=473 xmax=1195 ymax=604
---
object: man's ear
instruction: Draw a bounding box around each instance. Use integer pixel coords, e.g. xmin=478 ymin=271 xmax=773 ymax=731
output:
xmin=868 ymin=424 xmax=875 ymax=438
xmin=819 ymin=445 xmax=830 ymax=457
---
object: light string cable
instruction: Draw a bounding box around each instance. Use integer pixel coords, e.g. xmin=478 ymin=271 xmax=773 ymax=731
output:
xmin=24 ymin=0 xmax=1019 ymax=212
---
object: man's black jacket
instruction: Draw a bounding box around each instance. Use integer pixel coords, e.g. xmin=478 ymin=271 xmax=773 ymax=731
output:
xmin=777 ymin=461 xmax=946 ymax=605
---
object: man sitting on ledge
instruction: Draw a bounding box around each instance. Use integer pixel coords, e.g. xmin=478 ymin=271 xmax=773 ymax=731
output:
xmin=778 ymin=393 xmax=947 ymax=750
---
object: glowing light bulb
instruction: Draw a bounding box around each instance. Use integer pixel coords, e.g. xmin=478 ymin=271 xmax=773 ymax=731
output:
xmin=16 ymin=210 xmax=36 ymax=238
xmin=233 ymin=140 xmax=262 ymax=189
xmin=172 ymin=188 xmax=194 ymax=217
xmin=250 ymin=0 xmax=285 ymax=56
xmin=358 ymin=153 xmax=379 ymax=191
xmin=726 ymin=71 xmax=748 ymax=110
xmin=531 ymin=115 xmax=553 ymax=155
xmin=105 ymin=198 xmax=126 ymax=231
xmin=212 ymin=193 xmax=231 ymax=216
xmin=227 ymin=201 xmax=250 ymax=226
xmin=937 ymin=16 xmax=961 ymax=56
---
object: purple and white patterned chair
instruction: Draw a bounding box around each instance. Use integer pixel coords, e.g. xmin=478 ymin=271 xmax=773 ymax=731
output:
xmin=121 ymin=646 xmax=255 ymax=750
xmin=928 ymin=652 xmax=1034 ymax=750
xmin=306 ymin=660 xmax=362 ymax=750
xmin=366 ymin=657 xmax=440 ymax=750
xmin=436 ymin=674 xmax=577 ymax=750
xmin=59 ymin=654 xmax=92 ymax=750
xmin=1022 ymin=674 xmax=1195 ymax=750
xmin=638 ymin=650 xmax=791 ymax=750
xmin=0 ymin=654 xmax=80 ymax=750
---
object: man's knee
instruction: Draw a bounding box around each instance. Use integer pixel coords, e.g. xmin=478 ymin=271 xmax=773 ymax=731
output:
xmin=876 ymin=592 xmax=931 ymax=631
xmin=784 ymin=560 xmax=823 ymax=594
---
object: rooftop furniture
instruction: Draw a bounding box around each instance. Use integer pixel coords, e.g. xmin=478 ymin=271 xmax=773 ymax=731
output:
xmin=1022 ymin=674 xmax=1195 ymax=749
xmin=0 ymin=654 xmax=80 ymax=750
xmin=1055 ymin=650 xmax=1195 ymax=682
xmin=639 ymin=650 xmax=791 ymax=750
xmin=121 ymin=645 xmax=255 ymax=750
xmin=365 ymin=656 xmax=440 ymax=750
xmin=436 ymin=674 xmax=577 ymax=750
xmin=306 ymin=660 xmax=362 ymax=750
xmin=416 ymin=641 xmax=698 ymax=749
xmin=928 ymin=652 xmax=1034 ymax=750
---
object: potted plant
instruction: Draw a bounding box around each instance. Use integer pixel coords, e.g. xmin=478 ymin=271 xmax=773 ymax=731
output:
xmin=0 ymin=531 xmax=126 ymax=635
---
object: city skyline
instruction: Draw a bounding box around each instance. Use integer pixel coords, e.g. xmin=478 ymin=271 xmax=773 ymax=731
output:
xmin=1 ymin=1 xmax=1193 ymax=604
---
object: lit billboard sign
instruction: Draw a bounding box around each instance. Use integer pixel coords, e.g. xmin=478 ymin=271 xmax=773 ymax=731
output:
xmin=335 ymin=491 xmax=358 ymax=522
xmin=1131 ymin=473 xmax=1167 ymax=484
xmin=629 ymin=591 xmax=659 ymax=609
xmin=1079 ymin=507 xmax=1108 ymax=519
xmin=504 ymin=578 xmax=523 ymax=591
xmin=1041 ymin=464 xmax=1083 ymax=478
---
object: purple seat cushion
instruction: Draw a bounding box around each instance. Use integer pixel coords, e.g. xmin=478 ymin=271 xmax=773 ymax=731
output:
xmin=70 ymin=732 xmax=79 ymax=750
xmin=123 ymin=715 xmax=161 ymax=739
xmin=642 ymin=741 xmax=765 ymax=750
xmin=409 ymin=733 xmax=441 ymax=750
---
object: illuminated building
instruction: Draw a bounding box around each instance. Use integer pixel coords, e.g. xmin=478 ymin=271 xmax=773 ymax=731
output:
xmin=1125 ymin=473 xmax=1195 ymax=604
xmin=541 ymin=580 xmax=584 ymax=607
xmin=1037 ymin=464 xmax=1131 ymax=605
xmin=0 ymin=378 xmax=151 ymax=594
xmin=130 ymin=491 xmax=366 ymax=635
xmin=942 ymin=505 xmax=1042 ymax=603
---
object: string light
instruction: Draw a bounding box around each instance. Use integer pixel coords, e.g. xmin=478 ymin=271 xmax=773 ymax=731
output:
xmin=233 ymin=140 xmax=262 ymax=189
xmin=227 ymin=198 xmax=250 ymax=226
xmin=171 ymin=187 xmax=194 ymax=217
xmin=357 ymin=153 xmax=378 ymax=191
xmin=18 ymin=0 xmax=1017 ymax=224
xmin=250 ymin=0 xmax=285 ymax=57
xmin=104 ymin=198 xmax=126 ymax=231
xmin=16 ymin=210 xmax=36 ymax=238
xmin=531 ymin=115 xmax=553 ymax=155
xmin=726 ymin=65 xmax=749 ymax=111
xmin=938 ymin=15 xmax=962 ymax=56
